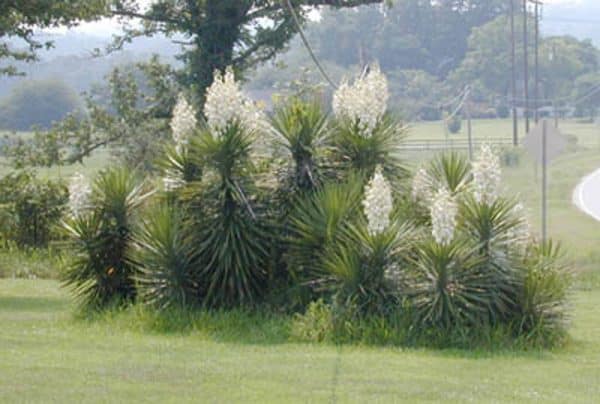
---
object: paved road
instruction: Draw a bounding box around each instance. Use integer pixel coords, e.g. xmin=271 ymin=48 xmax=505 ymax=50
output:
xmin=573 ymin=168 xmax=600 ymax=222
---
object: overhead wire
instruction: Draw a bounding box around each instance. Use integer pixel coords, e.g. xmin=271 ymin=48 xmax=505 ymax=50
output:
xmin=283 ymin=0 xmax=338 ymax=89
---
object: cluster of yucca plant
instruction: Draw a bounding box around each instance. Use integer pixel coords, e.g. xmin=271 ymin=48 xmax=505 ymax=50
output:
xmin=61 ymin=65 xmax=571 ymax=346
xmin=62 ymin=168 xmax=151 ymax=309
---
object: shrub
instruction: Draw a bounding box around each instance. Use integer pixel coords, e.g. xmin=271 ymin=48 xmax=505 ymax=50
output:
xmin=447 ymin=115 xmax=462 ymax=134
xmin=188 ymin=123 xmax=271 ymax=307
xmin=290 ymin=299 xmax=334 ymax=343
xmin=54 ymin=67 xmax=573 ymax=349
xmin=0 ymin=171 xmax=68 ymax=247
xmin=427 ymin=152 xmax=471 ymax=195
xmin=271 ymin=97 xmax=332 ymax=195
xmin=515 ymin=240 xmax=572 ymax=344
xmin=62 ymin=167 xmax=150 ymax=309
xmin=130 ymin=203 xmax=201 ymax=310
xmin=332 ymin=114 xmax=409 ymax=185
xmin=286 ymin=176 xmax=364 ymax=298
xmin=405 ymin=239 xmax=497 ymax=328
xmin=321 ymin=221 xmax=413 ymax=317
xmin=496 ymin=104 xmax=510 ymax=119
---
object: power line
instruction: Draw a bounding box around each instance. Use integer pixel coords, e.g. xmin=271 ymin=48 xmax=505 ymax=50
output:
xmin=283 ymin=0 xmax=338 ymax=89
xmin=544 ymin=17 xmax=600 ymax=24
xmin=501 ymin=81 xmax=600 ymax=104
xmin=444 ymin=87 xmax=470 ymax=122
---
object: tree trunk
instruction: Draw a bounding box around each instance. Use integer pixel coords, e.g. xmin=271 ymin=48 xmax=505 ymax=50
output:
xmin=187 ymin=0 xmax=244 ymax=109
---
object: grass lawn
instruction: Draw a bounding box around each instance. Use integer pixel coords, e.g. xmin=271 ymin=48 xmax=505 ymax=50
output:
xmin=1 ymin=279 xmax=600 ymax=403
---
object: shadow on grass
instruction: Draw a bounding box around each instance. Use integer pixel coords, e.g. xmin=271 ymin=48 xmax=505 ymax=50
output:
xmin=66 ymin=303 xmax=573 ymax=358
xmin=74 ymin=304 xmax=293 ymax=346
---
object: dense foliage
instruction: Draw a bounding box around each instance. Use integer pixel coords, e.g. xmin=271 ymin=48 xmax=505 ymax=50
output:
xmin=57 ymin=66 xmax=572 ymax=348
xmin=62 ymin=167 xmax=151 ymax=309
xmin=0 ymin=171 xmax=68 ymax=247
xmin=0 ymin=0 xmax=106 ymax=76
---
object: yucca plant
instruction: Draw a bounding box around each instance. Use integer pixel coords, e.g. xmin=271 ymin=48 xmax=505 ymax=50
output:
xmin=516 ymin=240 xmax=572 ymax=340
xmin=271 ymin=97 xmax=332 ymax=193
xmin=406 ymin=239 xmax=498 ymax=329
xmin=62 ymin=167 xmax=150 ymax=309
xmin=159 ymin=144 xmax=203 ymax=192
xmin=130 ymin=203 xmax=201 ymax=310
xmin=458 ymin=195 xmax=527 ymax=322
xmin=286 ymin=176 xmax=364 ymax=288
xmin=427 ymin=152 xmax=472 ymax=195
xmin=321 ymin=220 xmax=414 ymax=317
xmin=333 ymin=114 xmax=409 ymax=185
xmin=188 ymin=122 xmax=270 ymax=307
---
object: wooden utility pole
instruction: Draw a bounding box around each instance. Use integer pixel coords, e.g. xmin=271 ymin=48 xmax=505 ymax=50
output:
xmin=541 ymin=119 xmax=547 ymax=242
xmin=510 ymin=0 xmax=519 ymax=146
xmin=534 ymin=0 xmax=540 ymax=124
xmin=523 ymin=0 xmax=530 ymax=133
xmin=466 ymin=89 xmax=473 ymax=160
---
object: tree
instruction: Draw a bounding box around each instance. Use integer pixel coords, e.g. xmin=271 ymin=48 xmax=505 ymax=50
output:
xmin=0 ymin=79 xmax=82 ymax=131
xmin=110 ymin=0 xmax=382 ymax=104
xmin=0 ymin=0 xmax=107 ymax=75
xmin=6 ymin=57 xmax=178 ymax=170
xmin=307 ymin=0 xmax=508 ymax=77
xmin=451 ymin=15 xmax=599 ymax=104
xmin=573 ymin=73 xmax=600 ymax=121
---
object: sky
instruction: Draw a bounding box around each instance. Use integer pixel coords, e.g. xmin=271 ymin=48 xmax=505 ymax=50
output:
xmin=52 ymin=0 xmax=597 ymax=38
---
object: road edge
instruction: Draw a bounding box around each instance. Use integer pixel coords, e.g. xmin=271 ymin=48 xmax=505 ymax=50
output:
xmin=573 ymin=168 xmax=600 ymax=222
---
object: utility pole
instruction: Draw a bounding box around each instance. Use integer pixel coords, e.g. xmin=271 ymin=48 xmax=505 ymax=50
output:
xmin=466 ymin=88 xmax=473 ymax=160
xmin=534 ymin=0 xmax=541 ymax=124
xmin=510 ymin=0 xmax=519 ymax=146
xmin=541 ymin=119 xmax=548 ymax=243
xmin=523 ymin=0 xmax=530 ymax=134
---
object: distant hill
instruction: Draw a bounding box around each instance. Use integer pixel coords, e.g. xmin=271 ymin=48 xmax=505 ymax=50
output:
xmin=0 ymin=33 xmax=180 ymax=99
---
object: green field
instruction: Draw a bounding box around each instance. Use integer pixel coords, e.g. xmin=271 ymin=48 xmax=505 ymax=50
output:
xmin=1 ymin=279 xmax=600 ymax=402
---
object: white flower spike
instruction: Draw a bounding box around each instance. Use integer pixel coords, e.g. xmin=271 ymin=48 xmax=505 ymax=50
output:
xmin=68 ymin=172 xmax=92 ymax=217
xmin=430 ymin=188 xmax=457 ymax=246
xmin=412 ymin=167 xmax=434 ymax=204
xmin=332 ymin=64 xmax=389 ymax=137
xmin=170 ymin=94 xmax=197 ymax=147
xmin=204 ymin=67 xmax=267 ymax=135
xmin=363 ymin=166 xmax=393 ymax=235
xmin=472 ymin=144 xmax=501 ymax=205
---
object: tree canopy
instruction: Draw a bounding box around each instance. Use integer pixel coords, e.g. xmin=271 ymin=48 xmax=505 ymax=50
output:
xmin=110 ymin=0 xmax=383 ymax=103
xmin=0 ymin=0 xmax=107 ymax=75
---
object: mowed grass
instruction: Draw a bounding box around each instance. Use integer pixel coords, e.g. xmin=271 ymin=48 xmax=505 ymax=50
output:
xmin=407 ymin=118 xmax=600 ymax=145
xmin=1 ymin=279 xmax=600 ymax=403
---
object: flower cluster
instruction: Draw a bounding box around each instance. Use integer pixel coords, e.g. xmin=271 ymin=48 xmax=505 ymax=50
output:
xmin=471 ymin=144 xmax=501 ymax=205
xmin=362 ymin=166 xmax=393 ymax=235
xmin=170 ymin=94 xmax=197 ymax=147
xmin=204 ymin=67 xmax=267 ymax=135
xmin=68 ymin=172 xmax=92 ymax=217
xmin=411 ymin=167 xmax=434 ymax=204
xmin=430 ymin=188 xmax=457 ymax=245
xmin=332 ymin=64 xmax=389 ymax=137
